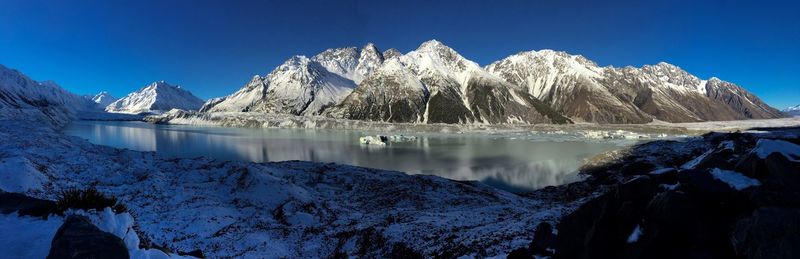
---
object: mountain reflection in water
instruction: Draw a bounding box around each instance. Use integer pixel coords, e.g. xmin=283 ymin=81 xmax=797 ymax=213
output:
xmin=64 ymin=120 xmax=630 ymax=192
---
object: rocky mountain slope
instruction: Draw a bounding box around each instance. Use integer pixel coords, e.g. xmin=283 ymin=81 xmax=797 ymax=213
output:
xmin=0 ymin=64 xmax=94 ymax=126
xmin=325 ymin=40 xmax=569 ymax=124
xmin=106 ymin=81 xmax=204 ymax=114
xmin=486 ymin=50 xmax=784 ymax=123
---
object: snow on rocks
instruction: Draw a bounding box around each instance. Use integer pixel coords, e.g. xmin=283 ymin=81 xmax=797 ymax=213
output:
xmin=751 ymin=139 xmax=800 ymax=161
xmin=359 ymin=135 xmax=386 ymax=145
xmin=359 ymin=134 xmax=418 ymax=145
xmin=388 ymin=134 xmax=417 ymax=142
xmin=708 ymin=168 xmax=761 ymax=191
xmin=70 ymin=207 xmax=195 ymax=259
xmin=681 ymin=148 xmax=713 ymax=169
xmin=0 ymin=156 xmax=48 ymax=193
xmin=626 ymin=224 xmax=643 ymax=243
xmin=1 ymin=119 xmax=581 ymax=258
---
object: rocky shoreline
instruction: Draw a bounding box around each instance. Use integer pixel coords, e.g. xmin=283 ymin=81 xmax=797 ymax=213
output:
xmin=509 ymin=127 xmax=800 ymax=258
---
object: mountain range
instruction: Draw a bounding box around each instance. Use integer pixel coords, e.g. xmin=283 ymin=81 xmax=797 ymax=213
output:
xmin=0 ymin=40 xmax=789 ymax=124
xmin=200 ymin=40 xmax=784 ymax=124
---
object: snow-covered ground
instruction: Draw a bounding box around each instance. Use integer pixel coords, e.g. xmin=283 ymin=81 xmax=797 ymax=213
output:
xmin=0 ymin=213 xmax=63 ymax=259
xmin=0 ymin=119 xmax=588 ymax=257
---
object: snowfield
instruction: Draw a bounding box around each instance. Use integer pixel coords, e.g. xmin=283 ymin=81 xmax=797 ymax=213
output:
xmin=0 ymin=119 xmax=588 ymax=258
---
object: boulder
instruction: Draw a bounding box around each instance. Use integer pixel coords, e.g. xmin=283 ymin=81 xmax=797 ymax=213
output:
xmin=528 ymin=222 xmax=556 ymax=256
xmin=749 ymin=152 xmax=800 ymax=208
xmin=732 ymin=207 xmax=800 ymax=259
xmin=47 ymin=215 xmax=129 ymax=259
xmin=554 ymin=176 xmax=659 ymax=259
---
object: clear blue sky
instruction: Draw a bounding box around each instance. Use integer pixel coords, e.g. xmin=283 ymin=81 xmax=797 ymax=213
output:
xmin=1 ymin=0 xmax=798 ymax=108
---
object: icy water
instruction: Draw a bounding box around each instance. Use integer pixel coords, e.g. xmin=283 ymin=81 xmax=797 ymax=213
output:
xmin=63 ymin=120 xmax=633 ymax=192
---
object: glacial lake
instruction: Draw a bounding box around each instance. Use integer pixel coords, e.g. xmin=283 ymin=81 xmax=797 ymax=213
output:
xmin=63 ymin=120 xmax=633 ymax=192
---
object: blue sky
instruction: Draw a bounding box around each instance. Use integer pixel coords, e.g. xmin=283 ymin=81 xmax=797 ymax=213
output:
xmin=1 ymin=0 xmax=798 ymax=108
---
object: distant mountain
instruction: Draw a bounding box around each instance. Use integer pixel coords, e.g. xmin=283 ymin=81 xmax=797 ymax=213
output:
xmin=201 ymin=44 xmax=384 ymax=115
xmin=485 ymin=50 xmax=784 ymax=123
xmin=0 ymin=64 xmax=93 ymax=126
xmin=785 ymin=105 xmax=800 ymax=116
xmin=82 ymin=91 xmax=118 ymax=109
xmin=106 ymin=81 xmax=204 ymax=114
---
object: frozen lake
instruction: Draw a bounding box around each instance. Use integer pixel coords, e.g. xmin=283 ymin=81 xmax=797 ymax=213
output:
xmin=63 ymin=120 xmax=633 ymax=192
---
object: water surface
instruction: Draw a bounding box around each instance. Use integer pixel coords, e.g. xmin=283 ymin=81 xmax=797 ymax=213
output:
xmin=63 ymin=120 xmax=631 ymax=192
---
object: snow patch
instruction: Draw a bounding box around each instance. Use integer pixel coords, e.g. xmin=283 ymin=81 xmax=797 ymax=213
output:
xmin=0 ymin=156 xmax=48 ymax=192
xmin=0 ymin=213 xmax=63 ymax=259
xmin=709 ymin=168 xmax=761 ymax=190
xmin=752 ymin=139 xmax=800 ymax=161
xmin=626 ymin=224 xmax=643 ymax=243
xmin=681 ymin=149 xmax=713 ymax=169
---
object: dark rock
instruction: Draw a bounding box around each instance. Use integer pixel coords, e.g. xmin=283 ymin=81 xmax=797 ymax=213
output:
xmin=648 ymin=168 xmax=678 ymax=184
xmin=749 ymin=153 xmax=800 ymax=208
xmin=732 ymin=207 xmax=800 ymax=259
xmin=0 ymin=192 xmax=56 ymax=218
xmin=47 ymin=215 xmax=129 ymax=259
xmin=548 ymin=130 xmax=799 ymax=259
xmin=620 ymin=161 xmax=657 ymax=176
xmin=178 ymin=249 xmax=205 ymax=258
xmin=528 ymin=222 xmax=556 ymax=256
xmin=734 ymin=152 xmax=768 ymax=179
xmin=554 ymin=176 xmax=658 ymax=259
xmin=694 ymin=147 xmax=737 ymax=170
xmin=677 ymin=169 xmax=738 ymax=197
xmin=763 ymin=152 xmax=800 ymax=188
xmin=506 ymin=247 xmax=533 ymax=259
xmin=636 ymin=190 xmax=738 ymax=258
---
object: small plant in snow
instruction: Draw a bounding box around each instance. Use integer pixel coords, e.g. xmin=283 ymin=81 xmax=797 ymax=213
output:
xmin=55 ymin=188 xmax=128 ymax=214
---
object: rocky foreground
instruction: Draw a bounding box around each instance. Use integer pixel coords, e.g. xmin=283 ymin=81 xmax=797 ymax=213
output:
xmin=509 ymin=127 xmax=800 ymax=258
xmin=2 ymin=119 xmax=799 ymax=258
xmin=0 ymin=119 xmax=587 ymax=258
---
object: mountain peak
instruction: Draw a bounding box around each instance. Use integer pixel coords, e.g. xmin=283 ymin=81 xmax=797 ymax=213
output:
xmin=383 ymin=48 xmax=402 ymax=59
xmin=417 ymin=39 xmax=451 ymax=52
xmin=362 ymin=43 xmax=378 ymax=51
xmin=107 ymin=81 xmax=203 ymax=114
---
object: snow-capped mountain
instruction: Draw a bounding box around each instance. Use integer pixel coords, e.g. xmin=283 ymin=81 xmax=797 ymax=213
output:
xmin=0 ymin=64 xmax=94 ymax=126
xmin=201 ymin=40 xmax=781 ymax=125
xmin=486 ymin=50 xmax=784 ymax=123
xmin=82 ymin=91 xmax=118 ymax=109
xmin=382 ymin=48 xmax=402 ymax=59
xmin=329 ymin=40 xmax=567 ymax=124
xmin=106 ymin=81 xmax=204 ymax=114
xmin=785 ymin=104 xmax=800 ymax=116
xmin=202 ymin=44 xmax=385 ymax=115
